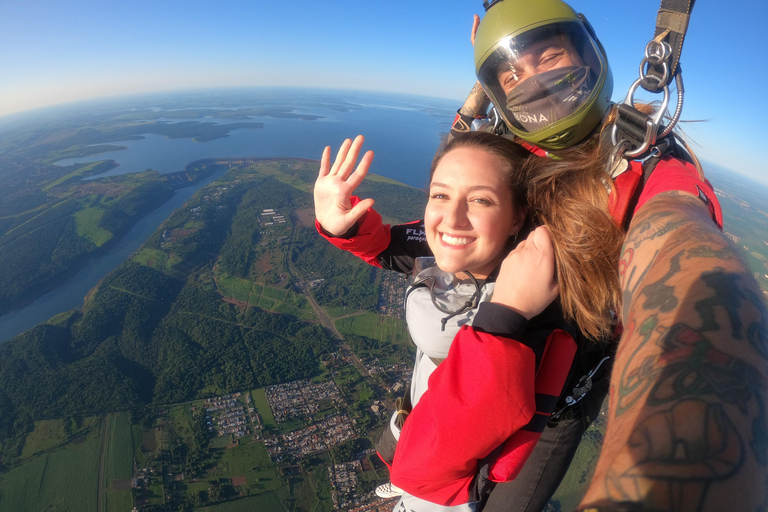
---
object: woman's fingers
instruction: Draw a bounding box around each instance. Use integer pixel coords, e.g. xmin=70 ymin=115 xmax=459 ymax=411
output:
xmin=320 ymin=135 xmax=371 ymax=192
xmin=318 ymin=146 xmax=331 ymax=177
xmin=348 ymin=197 xmax=375 ymax=223
xmin=338 ymin=135 xmax=365 ymax=180
xmin=471 ymin=14 xmax=480 ymax=47
xmin=346 ymin=150 xmax=374 ymax=189
xmin=491 ymin=226 xmax=558 ymax=319
xmin=529 ymin=225 xmax=553 ymax=253
xmin=330 ymin=138 xmax=353 ymax=175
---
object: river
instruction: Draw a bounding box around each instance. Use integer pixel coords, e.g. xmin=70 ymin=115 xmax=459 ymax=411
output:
xmin=0 ymin=89 xmax=456 ymax=342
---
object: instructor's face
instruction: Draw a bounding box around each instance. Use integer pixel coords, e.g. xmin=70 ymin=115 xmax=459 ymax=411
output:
xmin=496 ymin=35 xmax=582 ymax=94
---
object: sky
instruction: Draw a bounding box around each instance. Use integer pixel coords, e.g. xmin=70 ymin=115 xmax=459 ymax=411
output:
xmin=1 ymin=0 xmax=767 ymax=183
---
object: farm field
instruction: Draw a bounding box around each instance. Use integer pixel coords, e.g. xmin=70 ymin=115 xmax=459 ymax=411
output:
xmin=104 ymin=411 xmax=134 ymax=484
xmin=199 ymin=493 xmax=285 ymax=511
xmin=335 ymin=312 xmax=408 ymax=346
xmin=215 ymin=269 xmax=315 ymax=321
xmin=0 ymin=421 xmax=101 ymax=511
xmin=104 ymin=488 xmax=133 ymax=512
xmin=250 ymin=388 xmax=277 ymax=430
xmin=216 ymin=442 xmax=281 ymax=492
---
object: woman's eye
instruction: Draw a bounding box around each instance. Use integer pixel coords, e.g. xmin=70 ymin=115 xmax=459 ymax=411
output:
xmin=472 ymin=198 xmax=491 ymax=206
xmin=430 ymin=193 xmax=447 ymax=200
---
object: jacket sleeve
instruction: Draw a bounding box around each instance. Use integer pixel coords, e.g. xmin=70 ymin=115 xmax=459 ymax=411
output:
xmin=635 ymin=156 xmax=723 ymax=229
xmin=315 ymin=196 xmax=431 ymax=273
xmin=315 ymin=196 xmax=392 ymax=269
xmin=389 ymin=303 xmax=542 ymax=505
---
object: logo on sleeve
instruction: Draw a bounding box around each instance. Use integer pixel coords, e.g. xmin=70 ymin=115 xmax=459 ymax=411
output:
xmin=405 ymin=227 xmax=426 ymax=243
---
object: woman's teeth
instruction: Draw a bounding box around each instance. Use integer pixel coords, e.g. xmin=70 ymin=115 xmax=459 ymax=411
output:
xmin=441 ymin=233 xmax=473 ymax=246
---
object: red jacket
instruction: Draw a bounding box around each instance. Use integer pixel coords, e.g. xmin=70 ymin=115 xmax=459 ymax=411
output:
xmin=611 ymin=156 xmax=723 ymax=229
xmin=317 ymin=204 xmax=577 ymax=505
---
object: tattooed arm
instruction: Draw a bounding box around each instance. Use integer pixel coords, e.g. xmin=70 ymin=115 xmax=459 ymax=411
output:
xmin=449 ymin=82 xmax=491 ymax=139
xmin=579 ymin=192 xmax=768 ymax=512
xmin=458 ymin=81 xmax=491 ymax=119
xmin=448 ymin=16 xmax=492 ymax=138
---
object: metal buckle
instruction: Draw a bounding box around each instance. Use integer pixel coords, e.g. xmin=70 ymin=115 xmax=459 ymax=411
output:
xmin=611 ymin=38 xmax=683 ymax=159
xmin=551 ymin=357 xmax=610 ymax=420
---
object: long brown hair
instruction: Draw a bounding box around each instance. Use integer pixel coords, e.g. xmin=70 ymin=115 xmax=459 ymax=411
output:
xmin=435 ymin=132 xmax=624 ymax=341
xmin=527 ymin=138 xmax=623 ymax=340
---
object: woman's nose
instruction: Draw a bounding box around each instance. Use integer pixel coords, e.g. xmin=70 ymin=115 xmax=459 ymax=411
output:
xmin=443 ymin=201 xmax=469 ymax=228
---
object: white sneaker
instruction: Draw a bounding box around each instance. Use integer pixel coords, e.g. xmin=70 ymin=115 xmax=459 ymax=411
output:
xmin=375 ymin=482 xmax=404 ymax=498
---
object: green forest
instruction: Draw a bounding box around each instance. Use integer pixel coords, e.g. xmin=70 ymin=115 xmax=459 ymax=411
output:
xmin=0 ymin=157 xmax=430 ymax=511
xmin=0 ymin=160 xmax=220 ymax=316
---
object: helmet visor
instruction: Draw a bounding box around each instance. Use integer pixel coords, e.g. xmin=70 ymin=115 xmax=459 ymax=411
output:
xmin=478 ymin=20 xmax=606 ymax=135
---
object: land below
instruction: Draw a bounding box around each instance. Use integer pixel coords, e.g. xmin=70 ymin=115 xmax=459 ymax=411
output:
xmin=0 ymin=157 xmax=605 ymax=511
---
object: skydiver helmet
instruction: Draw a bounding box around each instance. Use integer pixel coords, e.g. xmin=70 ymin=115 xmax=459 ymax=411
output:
xmin=475 ymin=0 xmax=613 ymax=150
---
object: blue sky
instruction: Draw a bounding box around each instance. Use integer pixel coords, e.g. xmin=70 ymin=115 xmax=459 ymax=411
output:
xmin=1 ymin=0 xmax=766 ymax=182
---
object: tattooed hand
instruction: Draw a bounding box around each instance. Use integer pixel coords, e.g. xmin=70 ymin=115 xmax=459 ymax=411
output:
xmin=581 ymin=192 xmax=768 ymax=512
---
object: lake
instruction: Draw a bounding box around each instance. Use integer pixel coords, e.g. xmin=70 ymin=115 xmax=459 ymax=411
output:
xmin=0 ymin=88 xmax=457 ymax=342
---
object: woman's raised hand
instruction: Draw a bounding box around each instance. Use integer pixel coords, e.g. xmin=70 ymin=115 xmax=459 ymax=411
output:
xmin=491 ymin=226 xmax=560 ymax=319
xmin=314 ymin=135 xmax=376 ymax=237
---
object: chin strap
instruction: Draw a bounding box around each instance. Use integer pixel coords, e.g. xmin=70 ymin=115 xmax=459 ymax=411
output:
xmin=610 ymin=0 xmax=695 ymax=161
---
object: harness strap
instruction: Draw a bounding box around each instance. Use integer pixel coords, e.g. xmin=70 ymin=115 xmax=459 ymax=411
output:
xmin=609 ymin=135 xmax=679 ymax=229
xmin=644 ymin=0 xmax=696 ymax=93
xmin=609 ymin=163 xmax=643 ymax=229
xmin=611 ymin=1 xmax=694 ymax=158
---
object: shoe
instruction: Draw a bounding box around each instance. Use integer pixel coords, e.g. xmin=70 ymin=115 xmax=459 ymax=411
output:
xmin=375 ymin=482 xmax=404 ymax=498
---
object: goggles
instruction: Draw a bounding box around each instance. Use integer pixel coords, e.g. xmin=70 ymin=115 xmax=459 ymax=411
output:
xmin=410 ymin=258 xmax=481 ymax=323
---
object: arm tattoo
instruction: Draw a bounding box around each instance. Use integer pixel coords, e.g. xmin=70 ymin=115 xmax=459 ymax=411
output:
xmin=457 ymin=82 xmax=491 ymax=118
xmin=623 ymin=210 xmax=686 ymax=250
xmin=605 ymin=399 xmax=744 ymax=511
xmin=639 ymin=250 xmax=683 ymax=313
xmin=592 ymin=195 xmax=768 ymax=511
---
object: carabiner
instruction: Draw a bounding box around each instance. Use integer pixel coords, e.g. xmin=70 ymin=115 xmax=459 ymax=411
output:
xmin=611 ymin=38 xmax=682 ymax=160
xmin=610 ymin=80 xmax=669 ymax=158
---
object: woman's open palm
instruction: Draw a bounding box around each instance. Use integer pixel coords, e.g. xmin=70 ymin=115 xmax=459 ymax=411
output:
xmin=314 ymin=135 xmax=375 ymax=236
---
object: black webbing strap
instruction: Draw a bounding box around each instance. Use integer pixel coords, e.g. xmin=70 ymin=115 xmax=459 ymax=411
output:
xmin=642 ymin=0 xmax=696 ymax=92
xmin=614 ymin=103 xmax=653 ymax=153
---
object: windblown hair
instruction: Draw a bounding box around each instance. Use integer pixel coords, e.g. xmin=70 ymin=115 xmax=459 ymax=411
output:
xmin=527 ymin=138 xmax=624 ymax=340
xmin=539 ymin=100 xmax=710 ymax=338
xmin=434 ymin=131 xmax=624 ymax=341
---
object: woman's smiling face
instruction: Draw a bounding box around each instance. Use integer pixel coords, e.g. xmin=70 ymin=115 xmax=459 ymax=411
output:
xmin=425 ymin=146 xmax=526 ymax=279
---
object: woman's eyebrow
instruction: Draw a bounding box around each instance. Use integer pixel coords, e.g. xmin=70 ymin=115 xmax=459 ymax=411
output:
xmin=430 ymin=182 xmax=498 ymax=193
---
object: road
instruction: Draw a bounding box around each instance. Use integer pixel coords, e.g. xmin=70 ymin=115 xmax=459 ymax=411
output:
xmin=287 ymin=213 xmax=370 ymax=377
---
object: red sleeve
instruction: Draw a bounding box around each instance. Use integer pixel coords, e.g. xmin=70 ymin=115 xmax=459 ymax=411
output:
xmin=390 ymin=314 xmax=537 ymax=505
xmin=314 ymin=196 xmax=391 ymax=268
xmin=487 ymin=329 xmax=577 ymax=482
xmin=635 ymin=156 xmax=723 ymax=229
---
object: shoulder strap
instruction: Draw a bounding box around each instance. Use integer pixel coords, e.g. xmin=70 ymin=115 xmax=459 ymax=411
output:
xmin=609 ymin=162 xmax=644 ymax=230
xmin=610 ymin=137 xmax=676 ymax=229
